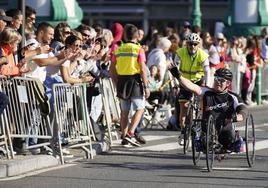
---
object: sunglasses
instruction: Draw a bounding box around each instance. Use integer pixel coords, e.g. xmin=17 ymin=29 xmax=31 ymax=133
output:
xmin=214 ymin=76 xmax=227 ymax=83
xmin=75 ymin=44 xmax=82 ymax=48
xmin=64 ymin=31 xmax=71 ymax=35
xmin=189 ymin=42 xmax=198 ymax=46
xmin=82 ymin=32 xmax=90 ymax=37
xmin=27 ymin=16 xmax=36 ymax=21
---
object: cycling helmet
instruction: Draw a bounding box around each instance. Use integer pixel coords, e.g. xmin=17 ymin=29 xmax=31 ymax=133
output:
xmin=186 ymin=33 xmax=201 ymax=44
xmin=214 ymin=68 xmax=233 ymax=81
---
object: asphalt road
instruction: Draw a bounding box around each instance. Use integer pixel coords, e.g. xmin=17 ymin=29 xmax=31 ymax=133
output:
xmin=1 ymin=105 xmax=268 ymax=188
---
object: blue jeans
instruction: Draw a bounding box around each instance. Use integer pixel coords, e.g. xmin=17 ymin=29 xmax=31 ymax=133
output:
xmin=43 ymin=75 xmax=63 ymax=111
xmin=135 ymin=113 xmax=144 ymax=136
xmin=0 ymin=92 xmax=9 ymax=115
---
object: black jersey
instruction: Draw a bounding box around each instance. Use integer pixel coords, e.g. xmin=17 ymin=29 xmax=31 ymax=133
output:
xmin=201 ymin=87 xmax=244 ymax=127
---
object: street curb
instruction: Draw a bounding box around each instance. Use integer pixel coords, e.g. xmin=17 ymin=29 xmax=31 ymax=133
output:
xmin=0 ymin=155 xmax=59 ymax=178
xmin=0 ymin=141 xmax=110 ymax=178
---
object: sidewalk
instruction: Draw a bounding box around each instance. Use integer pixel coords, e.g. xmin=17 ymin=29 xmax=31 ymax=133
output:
xmin=0 ymin=141 xmax=110 ymax=178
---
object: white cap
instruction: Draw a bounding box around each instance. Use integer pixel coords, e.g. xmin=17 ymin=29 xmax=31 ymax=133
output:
xmin=216 ymin=32 xmax=224 ymax=40
xmin=157 ymin=37 xmax=171 ymax=50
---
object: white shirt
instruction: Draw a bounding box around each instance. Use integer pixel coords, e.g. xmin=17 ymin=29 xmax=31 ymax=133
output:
xmin=23 ymin=39 xmax=54 ymax=83
xmin=61 ymin=59 xmax=99 ymax=79
xmin=204 ymin=44 xmax=220 ymax=65
xmin=147 ymin=48 xmax=167 ymax=85
xmin=261 ymin=38 xmax=268 ymax=59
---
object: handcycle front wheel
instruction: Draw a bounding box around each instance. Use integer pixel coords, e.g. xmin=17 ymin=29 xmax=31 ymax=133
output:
xmin=205 ymin=114 xmax=216 ymax=172
xmin=245 ymin=113 xmax=256 ymax=167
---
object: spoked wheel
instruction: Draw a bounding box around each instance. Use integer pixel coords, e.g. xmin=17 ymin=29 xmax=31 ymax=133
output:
xmin=183 ymin=114 xmax=191 ymax=154
xmin=206 ymin=114 xmax=216 ymax=172
xmin=192 ymin=120 xmax=202 ymax=165
xmin=245 ymin=113 xmax=255 ymax=167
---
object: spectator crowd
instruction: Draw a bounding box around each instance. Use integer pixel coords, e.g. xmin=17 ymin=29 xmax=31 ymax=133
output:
xmin=1 ymin=6 xmax=268 ymax=152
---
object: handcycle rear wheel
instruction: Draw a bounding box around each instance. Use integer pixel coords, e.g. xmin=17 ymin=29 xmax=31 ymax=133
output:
xmin=206 ymin=114 xmax=216 ymax=172
xmin=245 ymin=113 xmax=255 ymax=167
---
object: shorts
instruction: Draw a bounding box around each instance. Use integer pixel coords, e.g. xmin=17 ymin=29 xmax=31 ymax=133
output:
xmin=120 ymin=96 xmax=145 ymax=111
xmin=178 ymin=87 xmax=193 ymax=102
xmin=178 ymin=80 xmax=202 ymax=102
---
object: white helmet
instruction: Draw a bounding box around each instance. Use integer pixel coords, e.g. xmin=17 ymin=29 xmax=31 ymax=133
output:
xmin=186 ymin=33 xmax=201 ymax=44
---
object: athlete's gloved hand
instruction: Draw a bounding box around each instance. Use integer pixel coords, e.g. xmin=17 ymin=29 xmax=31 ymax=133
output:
xmin=169 ymin=66 xmax=181 ymax=79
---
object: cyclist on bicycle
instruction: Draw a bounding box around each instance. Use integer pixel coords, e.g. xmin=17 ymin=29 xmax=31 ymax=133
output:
xmin=169 ymin=67 xmax=248 ymax=151
xmin=174 ymin=33 xmax=211 ymax=145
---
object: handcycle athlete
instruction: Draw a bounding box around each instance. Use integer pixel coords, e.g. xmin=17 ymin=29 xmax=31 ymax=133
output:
xmin=169 ymin=67 xmax=248 ymax=154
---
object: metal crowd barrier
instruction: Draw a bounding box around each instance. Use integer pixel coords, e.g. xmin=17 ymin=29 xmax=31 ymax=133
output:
xmin=0 ymin=76 xmax=53 ymax=158
xmin=0 ymin=104 xmax=11 ymax=159
xmin=53 ymin=83 xmax=94 ymax=164
xmin=99 ymin=78 xmax=121 ymax=146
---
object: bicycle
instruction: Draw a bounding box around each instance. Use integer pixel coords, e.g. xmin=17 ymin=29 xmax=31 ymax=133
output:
xmin=183 ymin=94 xmax=202 ymax=154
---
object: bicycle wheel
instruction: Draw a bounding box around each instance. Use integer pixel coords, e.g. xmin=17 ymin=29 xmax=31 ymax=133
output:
xmin=183 ymin=108 xmax=192 ymax=154
xmin=245 ymin=113 xmax=255 ymax=167
xmin=191 ymin=120 xmax=202 ymax=165
xmin=206 ymin=114 xmax=216 ymax=172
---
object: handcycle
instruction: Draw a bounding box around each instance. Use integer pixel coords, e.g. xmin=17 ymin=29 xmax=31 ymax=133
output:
xmin=191 ymin=112 xmax=256 ymax=172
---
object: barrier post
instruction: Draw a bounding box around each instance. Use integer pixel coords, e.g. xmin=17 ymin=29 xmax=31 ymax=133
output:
xmin=256 ymin=66 xmax=262 ymax=105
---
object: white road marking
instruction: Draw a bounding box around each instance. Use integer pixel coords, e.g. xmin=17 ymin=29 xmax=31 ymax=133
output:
xmin=134 ymin=142 xmax=182 ymax=151
xmin=131 ymin=139 xmax=268 ymax=152
xmin=236 ymin=123 xmax=268 ymax=131
xmin=255 ymin=139 xmax=268 ymax=150
xmin=112 ymin=135 xmax=177 ymax=146
xmin=236 ymin=127 xmax=262 ymax=131
xmin=142 ymin=135 xmax=177 ymax=141
xmin=201 ymin=167 xmax=251 ymax=171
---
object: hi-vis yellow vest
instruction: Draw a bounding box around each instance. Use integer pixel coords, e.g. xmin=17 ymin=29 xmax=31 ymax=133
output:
xmin=176 ymin=47 xmax=209 ymax=82
xmin=115 ymin=42 xmax=141 ymax=75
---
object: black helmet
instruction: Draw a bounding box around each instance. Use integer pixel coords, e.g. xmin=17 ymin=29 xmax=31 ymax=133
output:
xmin=214 ymin=68 xmax=233 ymax=81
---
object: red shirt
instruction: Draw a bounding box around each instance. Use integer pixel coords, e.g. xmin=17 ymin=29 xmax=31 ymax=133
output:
xmin=0 ymin=44 xmax=20 ymax=76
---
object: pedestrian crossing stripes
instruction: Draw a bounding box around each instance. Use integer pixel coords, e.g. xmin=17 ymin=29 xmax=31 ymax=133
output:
xmin=112 ymin=132 xmax=268 ymax=153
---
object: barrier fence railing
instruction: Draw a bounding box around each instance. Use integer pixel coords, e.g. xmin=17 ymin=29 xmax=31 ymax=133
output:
xmin=0 ymin=76 xmax=53 ymax=158
xmin=0 ymin=75 xmax=122 ymax=162
xmin=0 ymin=107 xmax=11 ymax=159
xmin=53 ymin=83 xmax=94 ymax=164
xmin=99 ymin=78 xmax=121 ymax=146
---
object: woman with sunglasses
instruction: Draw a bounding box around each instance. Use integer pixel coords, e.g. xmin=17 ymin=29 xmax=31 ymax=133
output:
xmin=60 ymin=34 xmax=95 ymax=84
xmin=51 ymin=22 xmax=71 ymax=55
xmin=173 ymin=32 xmax=211 ymax=145
xmin=25 ymin=6 xmax=36 ymax=40
xmin=169 ymin=67 xmax=247 ymax=152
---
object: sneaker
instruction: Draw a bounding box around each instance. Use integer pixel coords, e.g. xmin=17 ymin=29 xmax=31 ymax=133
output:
xmin=125 ymin=134 xmax=141 ymax=147
xmin=178 ymin=134 xmax=184 ymax=146
xmin=121 ymin=139 xmax=129 ymax=146
xmin=30 ymin=148 xmax=41 ymax=155
xmin=135 ymin=134 xmax=146 ymax=144
xmin=121 ymin=139 xmax=132 ymax=148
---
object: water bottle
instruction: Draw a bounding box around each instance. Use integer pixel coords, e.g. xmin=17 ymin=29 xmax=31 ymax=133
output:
xmin=235 ymin=136 xmax=243 ymax=153
xmin=240 ymin=139 xmax=245 ymax=153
